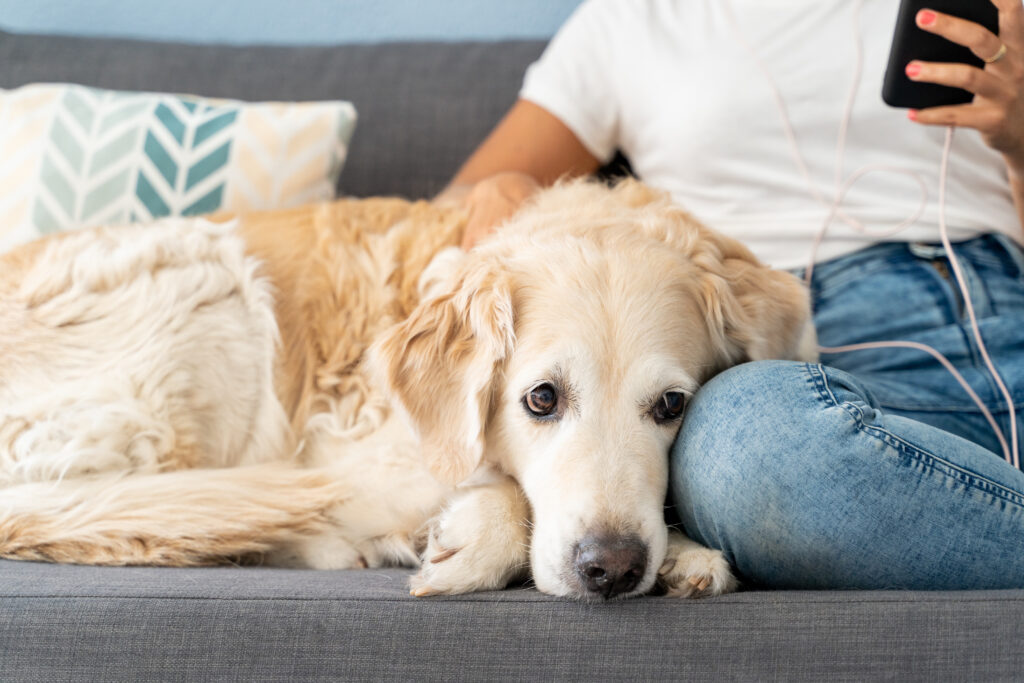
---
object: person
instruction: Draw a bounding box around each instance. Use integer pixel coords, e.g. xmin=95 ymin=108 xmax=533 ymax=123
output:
xmin=438 ymin=0 xmax=1024 ymax=589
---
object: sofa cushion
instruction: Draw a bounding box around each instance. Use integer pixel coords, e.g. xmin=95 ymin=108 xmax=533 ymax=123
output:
xmin=1 ymin=559 xmax=1022 ymax=681
xmin=0 ymin=82 xmax=356 ymax=250
xmin=0 ymin=31 xmax=547 ymax=200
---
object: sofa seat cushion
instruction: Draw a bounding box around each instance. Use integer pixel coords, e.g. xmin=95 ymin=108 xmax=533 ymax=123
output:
xmin=2 ymin=559 xmax=1022 ymax=681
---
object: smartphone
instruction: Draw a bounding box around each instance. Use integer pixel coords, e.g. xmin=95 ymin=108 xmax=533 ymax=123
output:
xmin=882 ymin=0 xmax=999 ymax=109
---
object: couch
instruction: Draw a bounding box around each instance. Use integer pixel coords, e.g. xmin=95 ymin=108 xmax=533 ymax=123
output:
xmin=1 ymin=29 xmax=1023 ymax=682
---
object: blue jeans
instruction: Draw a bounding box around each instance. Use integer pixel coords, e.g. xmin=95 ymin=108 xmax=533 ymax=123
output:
xmin=669 ymin=234 xmax=1024 ymax=589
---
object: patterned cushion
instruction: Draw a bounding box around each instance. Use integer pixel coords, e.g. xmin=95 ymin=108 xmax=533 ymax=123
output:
xmin=0 ymin=83 xmax=357 ymax=251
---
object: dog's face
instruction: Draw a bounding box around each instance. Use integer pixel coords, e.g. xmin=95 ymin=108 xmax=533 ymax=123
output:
xmin=486 ymin=243 xmax=710 ymax=599
xmin=373 ymin=180 xmax=814 ymax=600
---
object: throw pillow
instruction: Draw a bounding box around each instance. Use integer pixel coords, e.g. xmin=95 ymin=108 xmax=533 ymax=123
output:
xmin=0 ymin=83 xmax=357 ymax=251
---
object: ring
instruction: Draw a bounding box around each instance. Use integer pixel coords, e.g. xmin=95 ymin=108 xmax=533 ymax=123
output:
xmin=984 ymin=43 xmax=1008 ymax=64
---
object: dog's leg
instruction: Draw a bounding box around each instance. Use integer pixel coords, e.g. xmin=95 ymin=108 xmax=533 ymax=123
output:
xmin=656 ymin=529 xmax=737 ymax=598
xmin=264 ymin=529 xmax=421 ymax=570
xmin=263 ymin=417 xmax=449 ymax=570
xmin=261 ymin=531 xmax=368 ymax=570
xmin=410 ymin=474 xmax=530 ymax=596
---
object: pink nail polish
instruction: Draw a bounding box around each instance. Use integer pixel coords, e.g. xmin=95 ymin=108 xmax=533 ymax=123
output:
xmin=918 ymin=10 xmax=937 ymax=26
xmin=905 ymin=63 xmax=921 ymax=78
xmin=908 ymin=110 xmax=919 ymax=122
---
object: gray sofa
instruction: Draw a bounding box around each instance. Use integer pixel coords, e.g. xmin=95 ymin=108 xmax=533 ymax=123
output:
xmin=2 ymin=30 xmax=1023 ymax=682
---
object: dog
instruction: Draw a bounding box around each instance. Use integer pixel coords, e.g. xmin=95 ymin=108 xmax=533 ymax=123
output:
xmin=0 ymin=179 xmax=816 ymax=600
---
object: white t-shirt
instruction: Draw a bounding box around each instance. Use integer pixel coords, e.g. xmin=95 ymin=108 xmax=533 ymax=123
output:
xmin=520 ymin=0 xmax=1022 ymax=269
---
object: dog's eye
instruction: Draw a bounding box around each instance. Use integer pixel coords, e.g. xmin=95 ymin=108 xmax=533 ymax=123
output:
xmin=524 ymin=383 xmax=559 ymax=418
xmin=652 ymin=392 xmax=685 ymax=424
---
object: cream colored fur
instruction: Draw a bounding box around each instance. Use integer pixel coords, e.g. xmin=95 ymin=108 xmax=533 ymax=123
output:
xmin=0 ymin=180 xmax=815 ymax=599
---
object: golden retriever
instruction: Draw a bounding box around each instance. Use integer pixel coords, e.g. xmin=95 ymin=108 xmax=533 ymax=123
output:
xmin=0 ymin=180 xmax=815 ymax=600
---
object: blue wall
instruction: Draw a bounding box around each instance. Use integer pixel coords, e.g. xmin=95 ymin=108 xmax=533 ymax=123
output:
xmin=0 ymin=0 xmax=584 ymax=45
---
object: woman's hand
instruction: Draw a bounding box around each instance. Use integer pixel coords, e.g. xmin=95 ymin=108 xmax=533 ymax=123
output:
xmin=906 ymin=1 xmax=1024 ymax=177
xmin=437 ymin=100 xmax=601 ymax=249
xmin=455 ymin=172 xmax=541 ymax=250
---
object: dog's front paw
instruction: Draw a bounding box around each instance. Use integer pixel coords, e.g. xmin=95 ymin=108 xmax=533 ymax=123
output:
xmin=409 ymin=531 xmax=493 ymax=597
xmin=656 ymin=530 xmax=737 ymax=598
xmin=409 ymin=479 xmax=529 ymax=597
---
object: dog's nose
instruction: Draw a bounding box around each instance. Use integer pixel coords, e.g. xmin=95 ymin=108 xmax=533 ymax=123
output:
xmin=573 ymin=534 xmax=648 ymax=599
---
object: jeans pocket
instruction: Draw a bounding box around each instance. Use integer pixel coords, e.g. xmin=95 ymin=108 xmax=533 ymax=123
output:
xmin=813 ymin=257 xmax=953 ymax=347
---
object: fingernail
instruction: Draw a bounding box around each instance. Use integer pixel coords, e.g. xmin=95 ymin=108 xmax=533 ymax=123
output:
xmin=917 ymin=10 xmax=937 ymax=26
xmin=905 ymin=62 xmax=922 ymax=78
xmin=908 ymin=109 xmax=919 ymax=121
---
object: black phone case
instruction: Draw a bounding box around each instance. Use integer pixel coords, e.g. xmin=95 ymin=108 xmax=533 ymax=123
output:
xmin=882 ymin=0 xmax=999 ymax=109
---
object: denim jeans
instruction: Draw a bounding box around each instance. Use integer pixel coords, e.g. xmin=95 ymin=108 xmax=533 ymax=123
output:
xmin=669 ymin=234 xmax=1024 ymax=589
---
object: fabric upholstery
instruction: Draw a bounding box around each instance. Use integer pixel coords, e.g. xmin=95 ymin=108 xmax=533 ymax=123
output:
xmin=2 ymin=560 xmax=1023 ymax=681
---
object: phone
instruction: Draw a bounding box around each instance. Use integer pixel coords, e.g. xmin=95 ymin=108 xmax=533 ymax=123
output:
xmin=882 ymin=0 xmax=999 ymax=109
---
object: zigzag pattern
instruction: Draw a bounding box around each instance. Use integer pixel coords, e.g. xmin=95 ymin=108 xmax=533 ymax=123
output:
xmin=134 ymin=98 xmax=240 ymax=221
xmin=226 ymin=102 xmax=356 ymax=211
xmin=0 ymin=84 xmax=357 ymax=253
xmin=31 ymin=88 xmax=153 ymax=237
xmin=0 ymin=86 xmax=62 ymax=250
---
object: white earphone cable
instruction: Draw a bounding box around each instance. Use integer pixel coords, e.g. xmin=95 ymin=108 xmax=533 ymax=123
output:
xmin=721 ymin=0 xmax=1019 ymax=467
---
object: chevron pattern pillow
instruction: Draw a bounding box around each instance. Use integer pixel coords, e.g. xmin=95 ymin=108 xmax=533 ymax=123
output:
xmin=0 ymin=83 xmax=357 ymax=252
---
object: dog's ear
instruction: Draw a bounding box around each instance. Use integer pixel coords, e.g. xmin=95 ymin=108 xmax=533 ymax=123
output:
xmin=370 ymin=256 xmax=515 ymax=485
xmin=690 ymin=228 xmax=817 ymax=367
xmin=606 ymin=179 xmax=816 ymax=368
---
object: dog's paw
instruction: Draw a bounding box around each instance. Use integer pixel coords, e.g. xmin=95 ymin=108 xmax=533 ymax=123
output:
xmin=656 ymin=530 xmax=737 ymax=599
xmin=409 ymin=479 xmax=529 ymax=597
xmin=264 ymin=533 xmax=367 ymax=570
xmin=409 ymin=535 xmax=498 ymax=597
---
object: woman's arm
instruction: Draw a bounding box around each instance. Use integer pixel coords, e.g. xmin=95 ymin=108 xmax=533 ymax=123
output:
xmin=1010 ymin=171 xmax=1024 ymax=234
xmin=438 ymin=99 xmax=602 ymax=249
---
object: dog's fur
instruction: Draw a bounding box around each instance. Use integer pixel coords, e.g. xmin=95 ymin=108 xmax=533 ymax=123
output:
xmin=0 ymin=180 xmax=815 ymax=599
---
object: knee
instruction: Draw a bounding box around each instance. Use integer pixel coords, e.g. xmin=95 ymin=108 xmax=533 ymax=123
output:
xmin=671 ymin=360 xmax=822 ymax=486
xmin=668 ymin=361 xmax=864 ymax=580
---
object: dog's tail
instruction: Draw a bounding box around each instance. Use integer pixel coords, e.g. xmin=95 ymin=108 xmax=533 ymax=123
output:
xmin=0 ymin=464 xmax=346 ymax=566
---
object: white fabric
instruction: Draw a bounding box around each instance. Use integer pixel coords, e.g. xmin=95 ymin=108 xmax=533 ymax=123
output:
xmin=520 ymin=0 xmax=1022 ymax=269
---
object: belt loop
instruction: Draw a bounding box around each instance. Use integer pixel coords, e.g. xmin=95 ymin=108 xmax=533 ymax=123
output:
xmin=908 ymin=242 xmax=946 ymax=260
xmin=990 ymin=233 xmax=1024 ymax=278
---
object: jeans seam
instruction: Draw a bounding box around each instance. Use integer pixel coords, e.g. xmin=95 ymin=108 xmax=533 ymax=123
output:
xmin=876 ymin=399 xmax=1024 ymax=413
xmin=806 ymin=364 xmax=1024 ymax=509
